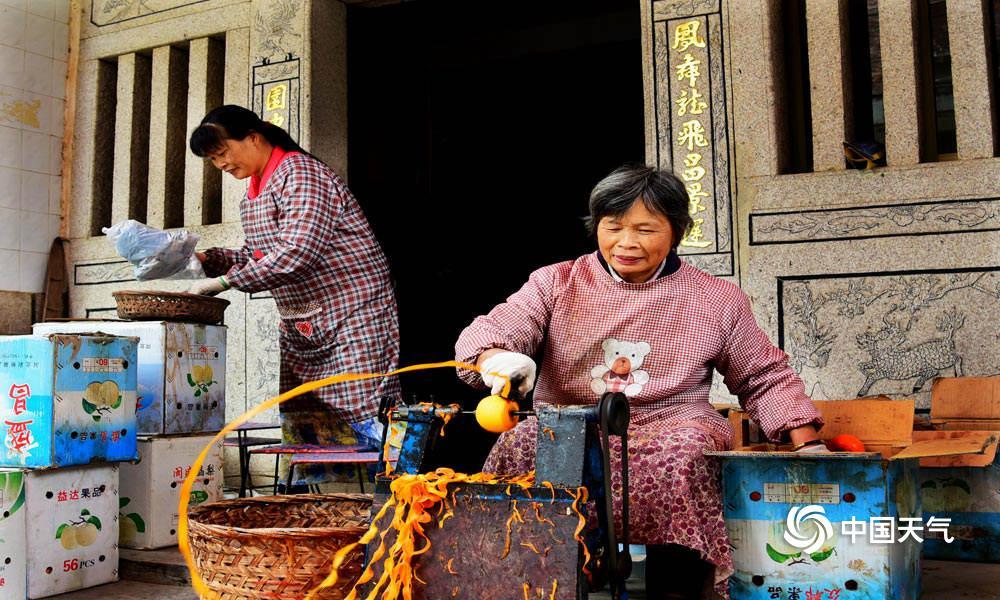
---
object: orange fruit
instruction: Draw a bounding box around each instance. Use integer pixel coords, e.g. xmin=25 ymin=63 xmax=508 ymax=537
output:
xmin=828 ymin=434 xmax=866 ymax=452
xmin=475 ymin=395 xmax=519 ymax=433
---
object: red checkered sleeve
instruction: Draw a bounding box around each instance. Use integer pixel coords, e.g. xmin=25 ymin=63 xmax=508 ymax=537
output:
xmin=225 ymin=165 xmax=339 ymax=293
xmin=715 ymin=286 xmax=823 ymax=441
xmin=200 ymin=246 xmax=250 ymax=278
xmin=455 ymin=263 xmax=567 ymax=388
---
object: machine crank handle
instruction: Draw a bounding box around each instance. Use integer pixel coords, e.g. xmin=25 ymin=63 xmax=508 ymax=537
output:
xmin=599 ymin=392 xmax=632 ymax=599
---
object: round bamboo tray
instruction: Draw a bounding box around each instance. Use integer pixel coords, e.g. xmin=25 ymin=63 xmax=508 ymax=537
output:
xmin=112 ymin=290 xmax=230 ymax=324
xmin=187 ymin=493 xmax=371 ymax=600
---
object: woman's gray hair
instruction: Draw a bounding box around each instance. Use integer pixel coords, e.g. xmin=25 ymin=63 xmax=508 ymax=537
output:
xmin=585 ymin=165 xmax=693 ymax=249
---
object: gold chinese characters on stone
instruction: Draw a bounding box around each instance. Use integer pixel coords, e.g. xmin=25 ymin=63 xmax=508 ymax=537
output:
xmin=670 ymin=19 xmax=713 ymax=250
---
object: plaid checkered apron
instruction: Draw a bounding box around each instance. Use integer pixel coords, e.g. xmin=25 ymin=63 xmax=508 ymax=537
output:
xmin=203 ymin=151 xmax=400 ymax=484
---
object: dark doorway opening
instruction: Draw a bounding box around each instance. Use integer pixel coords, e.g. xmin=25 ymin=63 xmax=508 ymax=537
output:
xmin=347 ymin=0 xmax=644 ymax=471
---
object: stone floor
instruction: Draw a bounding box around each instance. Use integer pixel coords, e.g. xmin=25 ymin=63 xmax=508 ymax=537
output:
xmin=50 ymin=559 xmax=1000 ymax=599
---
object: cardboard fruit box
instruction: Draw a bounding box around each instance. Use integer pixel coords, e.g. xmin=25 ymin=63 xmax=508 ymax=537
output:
xmin=0 ymin=334 xmax=138 ymax=469
xmin=916 ymin=376 xmax=1000 ymax=563
xmin=0 ymin=464 xmax=120 ymax=598
xmin=118 ymin=435 xmax=223 ymax=549
xmin=707 ymin=398 xmax=997 ymax=600
xmin=33 ymin=321 xmax=226 ymax=435
xmin=0 ymin=470 xmax=27 ymax=598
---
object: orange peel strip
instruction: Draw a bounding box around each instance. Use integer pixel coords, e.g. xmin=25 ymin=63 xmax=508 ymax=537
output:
xmin=549 ymin=579 xmax=558 ymax=600
xmin=520 ymin=541 xmax=542 ymax=555
xmin=438 ymin=510 xmax=454 ymax=528
xmin=446 ymin=558 xmax=457 ymax=576
xmin=541 ymin=480 xmax=556 ymax=503
xmin=501 ymin=506 xmax=518 ymax=559
xmin=511 ymin=499 xmax=524 ymax=523
xmin=533 ymin=502 xmax=556 ymax=527
xmin=570 ymin=486 xmax=592 ymax=578
xmin=439 ymin=403 xmax=461 ymax=436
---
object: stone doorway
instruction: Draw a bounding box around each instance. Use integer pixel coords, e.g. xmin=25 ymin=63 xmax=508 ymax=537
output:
xmin=345 ymin=0 xmax=644 ymax=470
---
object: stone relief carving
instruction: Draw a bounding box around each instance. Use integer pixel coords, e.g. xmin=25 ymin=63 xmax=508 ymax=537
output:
xmin=855 ymin=308 xmax=963 ymax=396
xmin=246 ymin=297 xmax=280 ymax=406
xmin=75 ymin=261 xmax=133 ymax=285
xmin=653 ymin=0 xmax=721 ymax=21
xmin=781 ymin=270 xmax=999 ymax=406
xmin=684 ymin=253 xmax=732 ymax=276
xmin=92 ymin=0 xmax=207 ymax=26
xmin=254 ymin=0 xmax=303 ymax=63
xmin=753 ymin=199 xmax=999 ymax=244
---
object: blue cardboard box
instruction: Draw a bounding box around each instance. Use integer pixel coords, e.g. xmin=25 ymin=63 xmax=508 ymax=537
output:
xmin=0 ymin=334 xmax=138 ymax=469
xmin=709 ymin=399 xmax=996 ymax=600
xmin=34 ymin=321 xmax=226 ymax=435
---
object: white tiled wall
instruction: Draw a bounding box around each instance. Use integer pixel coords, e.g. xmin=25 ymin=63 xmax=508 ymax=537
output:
xmin=0 ymin=0 xmax=67 ymax=293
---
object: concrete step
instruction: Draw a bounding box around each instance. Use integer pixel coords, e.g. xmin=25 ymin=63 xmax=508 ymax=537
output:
xmin=51 ymin=580 xmax=196 ymax=599
xmin=119 ymin=546 xmax=191 ymax=587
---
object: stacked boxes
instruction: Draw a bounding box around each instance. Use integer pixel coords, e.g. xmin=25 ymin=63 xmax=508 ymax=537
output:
xmin=33 ymin=321 xmax=227 ymax=552
xmin=32 ymin=321 xmax=226 ymax=435
xmin=915 ymin=376 xmax=1000 ymax=562
xmin=709 ymin=398 xmax=997 ymax=600
xmin=0 ymin=333 xmax=138 ymax=598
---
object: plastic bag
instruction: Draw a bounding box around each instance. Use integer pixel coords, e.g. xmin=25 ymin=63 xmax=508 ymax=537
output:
xmin=102 ymin=220 xmax=206 ymax=280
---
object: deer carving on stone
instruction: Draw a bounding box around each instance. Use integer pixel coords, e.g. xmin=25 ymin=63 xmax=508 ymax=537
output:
xmin=855 ymin=309 xmax=964 ymax=396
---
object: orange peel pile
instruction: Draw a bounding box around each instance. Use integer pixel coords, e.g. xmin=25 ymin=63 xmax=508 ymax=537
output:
xmin=178 ymin=360 xmax=510 ymax=600
xmin=177 ymin=360 xmax=593 ymax=600
xmin=307 ymin=467 xmax=585 ymax=600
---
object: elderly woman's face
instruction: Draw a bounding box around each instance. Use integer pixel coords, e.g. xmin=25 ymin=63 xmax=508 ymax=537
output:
xmin=597 ymin=200 xmax=674 ymax=283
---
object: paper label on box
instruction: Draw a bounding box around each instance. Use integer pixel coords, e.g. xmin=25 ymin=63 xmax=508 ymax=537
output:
xmin=187 ymin=345 xmax=219 ymax=360
xmin=82 ymin=358 xmax=125 ymax=373
xmin=763 ymin=482 xmax=841 ymax=504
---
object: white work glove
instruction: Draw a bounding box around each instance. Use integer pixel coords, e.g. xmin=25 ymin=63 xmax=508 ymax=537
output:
xmin=187 ymin=276 xmax=230 ymax=296
xmin=480 ymin=351 xmax=537 ymax=398
xmin=794 ymin=440 xmax=831 ymax=454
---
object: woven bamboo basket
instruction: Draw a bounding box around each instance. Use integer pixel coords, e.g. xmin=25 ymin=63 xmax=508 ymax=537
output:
xmin=112 ymin=290 xmax=230 ymax=324
xmin=187 ymin=493 xmax=371 ymax=599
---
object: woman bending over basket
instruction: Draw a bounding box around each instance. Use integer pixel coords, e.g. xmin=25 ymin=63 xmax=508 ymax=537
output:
xmin=187 ymin=105 xmax=400 ymax=487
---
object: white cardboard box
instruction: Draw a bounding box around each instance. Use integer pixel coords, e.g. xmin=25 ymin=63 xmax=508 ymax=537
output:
xmin=16 ymin=464 xmax=119 ymax=598
xmin=118 ymin=435 xmax=223 ymax=549
xmin=0 ymin=470 xmax=27 ymax=599
xmin=33 ymin=321 xmax=226 ymax=435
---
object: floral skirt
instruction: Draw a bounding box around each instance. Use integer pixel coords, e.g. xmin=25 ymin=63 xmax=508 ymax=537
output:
xmin=483 ymin=417 xmax=733 ymax=597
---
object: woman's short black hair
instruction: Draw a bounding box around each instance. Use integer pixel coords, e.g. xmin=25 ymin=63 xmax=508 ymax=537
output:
xmin=189 ymin=104 xmax=308 ymax=157
xmin=585 ymin=165 xmax=693 ymax=249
